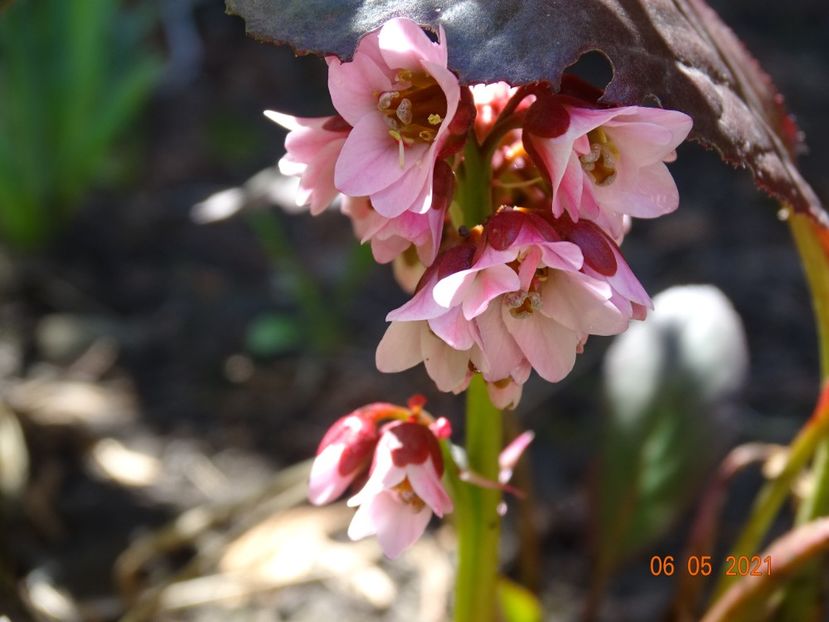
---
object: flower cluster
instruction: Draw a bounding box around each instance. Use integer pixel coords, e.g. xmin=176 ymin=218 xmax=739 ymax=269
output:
xmin=268 ymin=17 xmax=692 ymax=408
xmin=308 ymin=397 xmax=452 ymax=558
xmin=309 ymin=396 xmax=532 ymax=557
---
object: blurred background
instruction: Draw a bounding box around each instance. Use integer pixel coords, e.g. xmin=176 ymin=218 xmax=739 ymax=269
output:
xmin=0 ymin=0 xmax=826 ymax=620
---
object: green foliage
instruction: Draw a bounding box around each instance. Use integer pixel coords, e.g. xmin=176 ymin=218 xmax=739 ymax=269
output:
xmin=245 ymin=312 xmax=303 ymax=357
xmin=594 ymin=381 xmax=714 ymax=575
xmin=0 ymin=0 xmax=160 ymax=249
xmin=497 ymin=578 xmax=541 ymax=622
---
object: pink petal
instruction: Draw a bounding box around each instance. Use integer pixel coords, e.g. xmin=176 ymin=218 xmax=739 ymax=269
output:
xmin=371 ymin=235 xmax=411 ymax=263
xmin=475 ymin=303 xmax=525 ymax=382
xmin=327 ymin=53 xmax=392 ymax=126
xmin=349 ymin=490 xmax=432 ymax=559
xmin=462 ymin=264 xmax=521 ymax=320
xmin=432 ymin=270 xmax=476 ymax=309
xmin=376 ymin=321 xmax=425 ymax=372
xmin=378 ymin=18 xmax=446 ymax=71
xmin=369 ymin=150 xmax=432 ymax=217
xmin=503 ymin=308 xmax=579 ymax=382
xmin=308 ymin=443 xmax=352 ymax=505
xmin=540 ymin=272 xmax=628 ymax=335
xmin=386 ymin=276 xmax=448 ymax=321
xmin=263 ymin=110 xmax=318 ymax=132
xmin=347 ymin=454 xmax=405 ymax=508
xmin=499 ymin=431 xmax=535 ymax=483
xmin=408 ymin=461 xmax=453 ymax=517
xmin=421 ymin=329 xmax=471 ymax=392
xmin=301 ymin=138 xmax=345 ymax=215
xmin=421 ymin=60 xmax=461 ymax=142
xmin=486 ymin=378 xmax=524 ymax=410
xmin=538 ymin=240 xmax=583 ymax=273
xmin=428 ymin=306 xmax=477 ymax=350
xmin=517 ymin=247 xmax=542 ymax=291
xmin=335 ymin=114 xmax=417 ymax=197
xmin=592 ymin=159 xmax=679 ymax=218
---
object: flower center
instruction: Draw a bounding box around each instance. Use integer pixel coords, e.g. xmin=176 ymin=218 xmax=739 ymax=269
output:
xmin=504 ymin=265 xmax=548 ymax=318
xmin=579 ymin=128 xmax=618 ymax=186
xmin=504 ymin=290 xmax=542 ymax=318
xmin=393 ymin=478 xmax=426 ymax=511
xmin=378 ymin=70 xmax=447 ymax=166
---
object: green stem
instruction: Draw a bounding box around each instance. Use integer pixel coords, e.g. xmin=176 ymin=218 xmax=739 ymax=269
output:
xmin=711 ymin=212 xmax=829 ymax=603
xmin=454 ymin=374 xmax=503 ymax=622
xmin=776 ymin=213 xmax=829 ymax=619
xmin=789 ymin=213 xmax=829 ymax=378
xmin=455 ymin=134 xmax=492 ymax=228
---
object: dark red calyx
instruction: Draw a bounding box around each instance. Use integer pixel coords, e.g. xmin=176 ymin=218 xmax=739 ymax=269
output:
xmin=437 ymin=88 xmax=476 ymax=159
xmin=525 ymin=211 xmax=561 ymax=242
xmin=448 ymin=86 xmax=476 ymax=136
xmin=524 ymin=92 xmax=570 ymax=139
xmin=322 ymin=115 xmax=352 ymax=133
xmin=485 ymin=209 xmax=524 ymax=251
xmin=559 ymin=219 xmax=618 ymax=276
xmin=431 ymin=160 xmax=455 ymax=213
xmin=436 ymin=242 xmax=477 ymax=280
xmin=387 ymin=422 xmax=444 ymax=475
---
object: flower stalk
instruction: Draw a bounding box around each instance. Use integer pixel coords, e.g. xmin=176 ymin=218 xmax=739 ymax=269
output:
xmin=454 ymin=374 xmax=503 ymax=622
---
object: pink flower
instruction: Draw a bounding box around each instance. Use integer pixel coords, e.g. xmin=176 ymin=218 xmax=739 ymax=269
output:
xmin=264 ymin=111 xmax=350 ymax=215
xmin=470 ymin=82 xmax=518 ymax=142
xmin=376 ymin=209 xmax=651 ymax=402
xmin=308 ymin=403 xmax=402 ymax=505
xmin=341 ymin=160 xmax=452 ymax=267
xmin=347 ymin=421 xmax=452 ymax=558
xmin=327 ymin=18 xmax=461 ymax=218
xmin=524 ymin=103 xmax=692 ymax=239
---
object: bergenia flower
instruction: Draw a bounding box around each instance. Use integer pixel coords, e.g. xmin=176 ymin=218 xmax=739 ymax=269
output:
xmin=347 ymin=421 xmax=453 ymax=558
xmin=328 ymin=18 xmax=461 ymax=218
xmin=341 ymin=160 xmax=453 ymax=267
xmin=376 ymin=209 xmax=650 ymax=403
xmin=524 ymin=103 xmax=692 ymax=239
xmin=308 ymin=403 xmax=404 ymax=505
xmin=264 ymin=111 xmax=350 ymax=215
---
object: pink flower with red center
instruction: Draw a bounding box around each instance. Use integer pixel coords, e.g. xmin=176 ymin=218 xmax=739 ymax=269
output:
xmin=328 ymin=18 xmax=461 ymax=219
xmin=524 ymin=103 xmax=692 ymax=239
xmin=264 ymin=111 xmax=351 ymax=215
xmin=347 ymin=421 xmax=452 ymax=558
xmin=376 ymin=209 xmax=651 ymax=403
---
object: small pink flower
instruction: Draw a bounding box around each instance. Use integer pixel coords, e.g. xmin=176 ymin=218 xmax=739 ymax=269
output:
xmin=524 ymin=103 xmax=692 ymax=239
xmin=341 ymin=160 xmax=452 ymax=267
xmin=470 ymin=82 xmax=518 ymax=142
xmin=264 ymin=111 xmax=350 ymax=215
xmin=347 ymin=421 xmax=452 ymax=558
xmin=308 ymin=403 xmax=402 ymax=506
xmin=328 ymin=18 xmax=461 ymax=218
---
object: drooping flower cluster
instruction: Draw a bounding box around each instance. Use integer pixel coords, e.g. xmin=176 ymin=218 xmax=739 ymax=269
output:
xmin=268 ymin=17 xmax=692 ymax=408
xmin=308 ymin=397 xmax=452 ymax=558
xmin=309 ymin=396 xmax=532 ymax=557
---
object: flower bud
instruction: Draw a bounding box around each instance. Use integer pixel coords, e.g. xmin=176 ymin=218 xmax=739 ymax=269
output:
xmin=308 ymin=406 xmax=384 ymax=506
